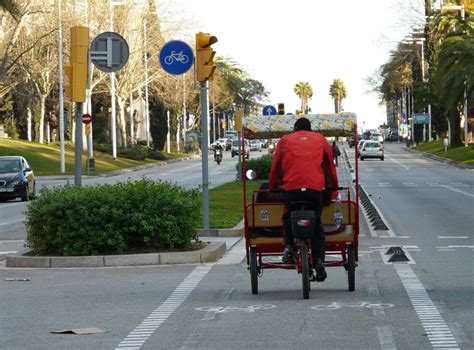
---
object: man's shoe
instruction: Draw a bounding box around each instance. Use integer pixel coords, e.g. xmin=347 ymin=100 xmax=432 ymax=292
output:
xmin=314 ymin=259 xmax=327 ymax=282
xmin=282 ymin=245 xmax=294 ymax=264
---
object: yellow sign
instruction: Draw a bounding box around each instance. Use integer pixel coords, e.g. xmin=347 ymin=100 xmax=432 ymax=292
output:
xmin=235 ymin=110 xmax=243 ymax=131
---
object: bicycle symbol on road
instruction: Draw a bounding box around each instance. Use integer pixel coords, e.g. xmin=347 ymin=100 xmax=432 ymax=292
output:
xmin=164 ymin=50 xmax=189 ymax=65
xmin=196 ymin=304 xmax=276 ymax=320
xmin=311 ymin=301 xmax=394 ymax=311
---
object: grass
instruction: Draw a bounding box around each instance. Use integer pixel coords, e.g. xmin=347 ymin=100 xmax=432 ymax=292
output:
xmin=206 ymin=180 xmax=262 ymax=229
xmin=0 ymin=138 xmax=177 ymax=175
xmin=412 ymin=140 xmax=474 ymax=165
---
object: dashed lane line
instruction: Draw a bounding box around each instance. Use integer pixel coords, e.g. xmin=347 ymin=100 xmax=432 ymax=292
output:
xmin=115 ymin=265 xmax=212 ymax=350
xmin=439 ymin=185 xmax=474 ymax=199
xmin=394 ymin=264 xmax=460 ymax=349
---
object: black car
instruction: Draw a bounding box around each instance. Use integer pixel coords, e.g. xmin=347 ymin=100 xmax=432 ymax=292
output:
xmin=0 ymin=156 xmax=35 ymax=201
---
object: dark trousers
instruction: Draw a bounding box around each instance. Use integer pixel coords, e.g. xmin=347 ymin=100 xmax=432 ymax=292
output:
xmin=283 ymin=189 xmax=325 ymax=263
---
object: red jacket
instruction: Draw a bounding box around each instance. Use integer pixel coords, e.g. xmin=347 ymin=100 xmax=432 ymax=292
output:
xmin=269 ymin=130 xmax=339 ymax=191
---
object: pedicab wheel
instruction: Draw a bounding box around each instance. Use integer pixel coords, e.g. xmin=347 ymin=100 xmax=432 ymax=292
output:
xmin=301 ymin=243 xmax=310 ymax=299
xmin=250 ymin=247 xmax=258 ymax=295
xmin=347 ymin=245 xmax=356 ymax=291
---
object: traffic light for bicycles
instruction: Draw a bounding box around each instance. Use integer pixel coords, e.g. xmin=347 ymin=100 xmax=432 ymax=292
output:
xmin=64 ymin=26 xmax=89 ymax=102
xmin=195 ymin=32 xmax=217 ymax=82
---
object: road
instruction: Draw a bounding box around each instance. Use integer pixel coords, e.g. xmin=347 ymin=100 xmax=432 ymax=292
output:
xmin=1 ymin=143 xmax=472 ymax=349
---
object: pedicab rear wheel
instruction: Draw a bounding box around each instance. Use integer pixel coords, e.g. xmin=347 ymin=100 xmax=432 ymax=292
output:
xmin=301 ymin=243 xmax=310 ymax=299
xmin=250 ymin=247 xmax=258 ymax=295
xmin=347 ymin=245 xmax=356 ymax=291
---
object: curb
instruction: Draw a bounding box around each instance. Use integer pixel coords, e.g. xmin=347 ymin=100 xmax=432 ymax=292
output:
xmin=404 ymin=147 xmax=474 ymax=170
xmin=5 ymin=242 xmax=226 ymax=268
xmin=36 ymin=155 xmax=202 ymax=181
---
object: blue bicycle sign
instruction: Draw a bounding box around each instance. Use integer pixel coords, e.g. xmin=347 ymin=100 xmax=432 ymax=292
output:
xmin=164 ymin=51 xmax=190 ymax=65
xmin=159 ymin=40 xmax=193 ymax=75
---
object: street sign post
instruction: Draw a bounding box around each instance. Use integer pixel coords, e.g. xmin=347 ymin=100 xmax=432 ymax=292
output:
xmin=82 ymin=113 xmax=92 ymax=124
xmin=159 ymin=40 xmax=194 ymax=75
xmin=413 ymin=113 xmax=430 ymax=125
xmin=90 ymin=32 xmax=129 ymax=73
xmin=262 ymin=105 xmax=277 ymax=116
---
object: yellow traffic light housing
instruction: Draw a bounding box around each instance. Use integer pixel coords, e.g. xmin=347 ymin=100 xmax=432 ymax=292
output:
xmin=235 ymin=109 xmax=243 ymax=131
xmin=64 ymin=26 xmax=89 ymax=102
xmin=278 ymin=103 xmax=285 ymax=115
xmin=195 ymin=32 xmax=217 ymax=82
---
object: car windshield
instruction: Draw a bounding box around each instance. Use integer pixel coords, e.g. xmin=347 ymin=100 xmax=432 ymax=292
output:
xmin=364 ymin=142 xmax=380 ymax=148
xmin=0 ymin=159 xmax=21 ymax=174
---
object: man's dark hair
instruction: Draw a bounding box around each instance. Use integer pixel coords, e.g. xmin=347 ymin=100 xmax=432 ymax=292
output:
xmin=294 ymin=117 xmax=311 ymax=131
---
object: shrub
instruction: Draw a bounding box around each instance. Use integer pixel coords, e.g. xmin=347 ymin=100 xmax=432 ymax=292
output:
xmin=147 ymin=148 xmax=167 ymax=161
xmin=25 ymin=179 xmax=201 ymax=256
xmin=236 ymin=154 xmax=274 ymax=180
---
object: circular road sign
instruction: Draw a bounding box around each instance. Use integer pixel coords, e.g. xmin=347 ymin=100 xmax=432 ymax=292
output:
xmin=262 ymin=105 xmax=277 ymax=116
xmin=90 ymin=32 xmax=129 ymax=73
xmin=159 ymin=40 xmax=194 ymax=75
xmin=82 ymin=113 xmax=92 ymax=124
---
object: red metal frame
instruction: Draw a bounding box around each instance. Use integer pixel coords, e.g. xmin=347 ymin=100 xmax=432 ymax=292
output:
xmin=243 ymin=124 xmax=360 ymax=271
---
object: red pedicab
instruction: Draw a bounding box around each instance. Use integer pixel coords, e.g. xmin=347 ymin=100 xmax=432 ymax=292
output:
xmin=241 ymin=113 xmax=360 ymax=299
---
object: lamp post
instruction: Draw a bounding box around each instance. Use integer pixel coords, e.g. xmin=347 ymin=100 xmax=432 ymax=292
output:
xmin=442 ymin=4 xmax=468 ymax=147
xmin=57 ymin=0 xmax=65 ymax=173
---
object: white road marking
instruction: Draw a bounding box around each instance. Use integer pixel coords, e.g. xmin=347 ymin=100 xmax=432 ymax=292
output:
xmin=0 ymin=251 xmax=18 ymax=254
xmin=394 ymin=264 xmax=460 ymax=349
xmin=378 ymin=183 xmax=392 ymax=187
xmin=115 ymin=265 xmax=212 ymax=350
xmin=401 ymin=182 xmax=416 ymax=186
xmin=0 ymin=202 xmax=25 ymax=208
xmin=438 ymin=236 xmax=468 ymax=239
xmin=0 ymin=240 xmax=24 ymax=243
xmin=386 ymin=155 xmax=409 ymax=170
xmin=376 ymin=326 xmax=397 ymax=350
xmin=0 ymin=219 xmax=24 ymax=227
xmin=439 ymin=184 xmax=474 ymax=198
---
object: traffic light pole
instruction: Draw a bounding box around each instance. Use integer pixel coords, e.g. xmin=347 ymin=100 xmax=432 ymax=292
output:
xmin=74 ymin=102 xmax=83 ymax=186
xmin=200 ymin=80 xmax=210 ymax=229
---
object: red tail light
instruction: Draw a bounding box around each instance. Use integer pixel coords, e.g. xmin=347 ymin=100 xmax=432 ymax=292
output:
xmin=297 ymin=219 xmax=311 ymax=227
xmin=379 ymin=147 xmax=383 ymax=151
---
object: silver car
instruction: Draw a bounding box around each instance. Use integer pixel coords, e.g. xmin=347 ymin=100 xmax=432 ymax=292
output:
xmin=360 ymin=141 xmax=384 ymax=161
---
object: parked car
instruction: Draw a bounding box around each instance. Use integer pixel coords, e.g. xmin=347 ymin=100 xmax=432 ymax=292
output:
xmin=0 ymin=156 xmax=35 ymax=202
xmin=360 ymin=141 xmax=384 ymax=161
xmin=231 ymin=139 xmax=250 ymax=159
xmin=389 ymin=131 xmax=400 ymax=141
xmin=249 ymin=139 xmax=262 ymax=152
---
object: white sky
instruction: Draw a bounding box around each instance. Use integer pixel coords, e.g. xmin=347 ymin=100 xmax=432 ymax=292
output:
xmin=160 ymin=0 xmax=425 ymax=129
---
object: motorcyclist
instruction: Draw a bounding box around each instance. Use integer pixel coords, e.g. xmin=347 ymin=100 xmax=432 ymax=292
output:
xmin=214 ymin=142 xmax=224 ymax=161
xmin=268 ymin=117 xmax=339 ymax=282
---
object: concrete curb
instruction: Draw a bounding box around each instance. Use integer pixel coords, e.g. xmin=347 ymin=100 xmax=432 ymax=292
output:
xmin=197 ymin=227 xmax=243 ymax=237
xmin=404 ymin=147 xmax=474 ymax=170
xmin=36 ymin=155 xmax=202 ymax=181
xmin=5 ymin=242 xmax=226 ymax=268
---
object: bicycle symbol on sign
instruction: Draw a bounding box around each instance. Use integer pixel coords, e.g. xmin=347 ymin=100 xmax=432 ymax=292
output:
xmin=164 ymin=50 xmax=189 ymax=65
xmin=311 ymin=301 xmax=394 ymax=311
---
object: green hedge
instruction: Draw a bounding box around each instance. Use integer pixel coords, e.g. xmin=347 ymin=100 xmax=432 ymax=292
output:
xmin=237 ymin=154 xmax=274 ymax=180
xmin=25 ymin=179 xmax=201 ymax=256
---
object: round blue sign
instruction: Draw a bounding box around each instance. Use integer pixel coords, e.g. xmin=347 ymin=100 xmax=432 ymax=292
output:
xmin=262 ymin=105 xmax=277 ymax=116
xmin=159 ymin=40 xmax=194 ymax=75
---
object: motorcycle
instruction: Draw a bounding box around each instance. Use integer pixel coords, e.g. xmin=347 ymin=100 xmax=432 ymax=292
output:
xmin=214 ymin=148 xmax=223 ymax=165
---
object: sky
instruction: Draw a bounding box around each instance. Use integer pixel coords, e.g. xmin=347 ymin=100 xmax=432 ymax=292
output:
xmin=158 ymin=0 xmax=425 ymax=129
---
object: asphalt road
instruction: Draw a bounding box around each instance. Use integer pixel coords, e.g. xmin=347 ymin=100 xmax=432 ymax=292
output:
xmin=1 ymin=143 xmax=472 ymax=349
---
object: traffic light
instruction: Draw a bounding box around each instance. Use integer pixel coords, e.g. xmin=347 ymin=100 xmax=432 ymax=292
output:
xmin=195 ymin=32 xmax=217 ymax=82
xmin=278 ymin=103 xmax=285 ymax=115
xmin=235 ymin=109 xmax=243 ymax=131
xmin=64 ymin=26 xmax=89 ymax=102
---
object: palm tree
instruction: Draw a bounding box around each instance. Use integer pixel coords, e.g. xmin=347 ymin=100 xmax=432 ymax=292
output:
xmin=329 ymin=79 xmax=347 ymax=113
xmin=294 ymin=82 xmax=313 ymax=114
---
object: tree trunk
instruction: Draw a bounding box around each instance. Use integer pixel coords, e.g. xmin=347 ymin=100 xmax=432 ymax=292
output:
xmin=334 ymin=99 xmax=338 ymax=113
xmin=39 ymin=95 xmax=46 ymax=144
xmin=27 ymin=96 xmax=32 ymax=142
xmin=450 ymin=107 xmax=462 ymax=146
xmin=117 ymin=97 xmax=127 ymax=148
